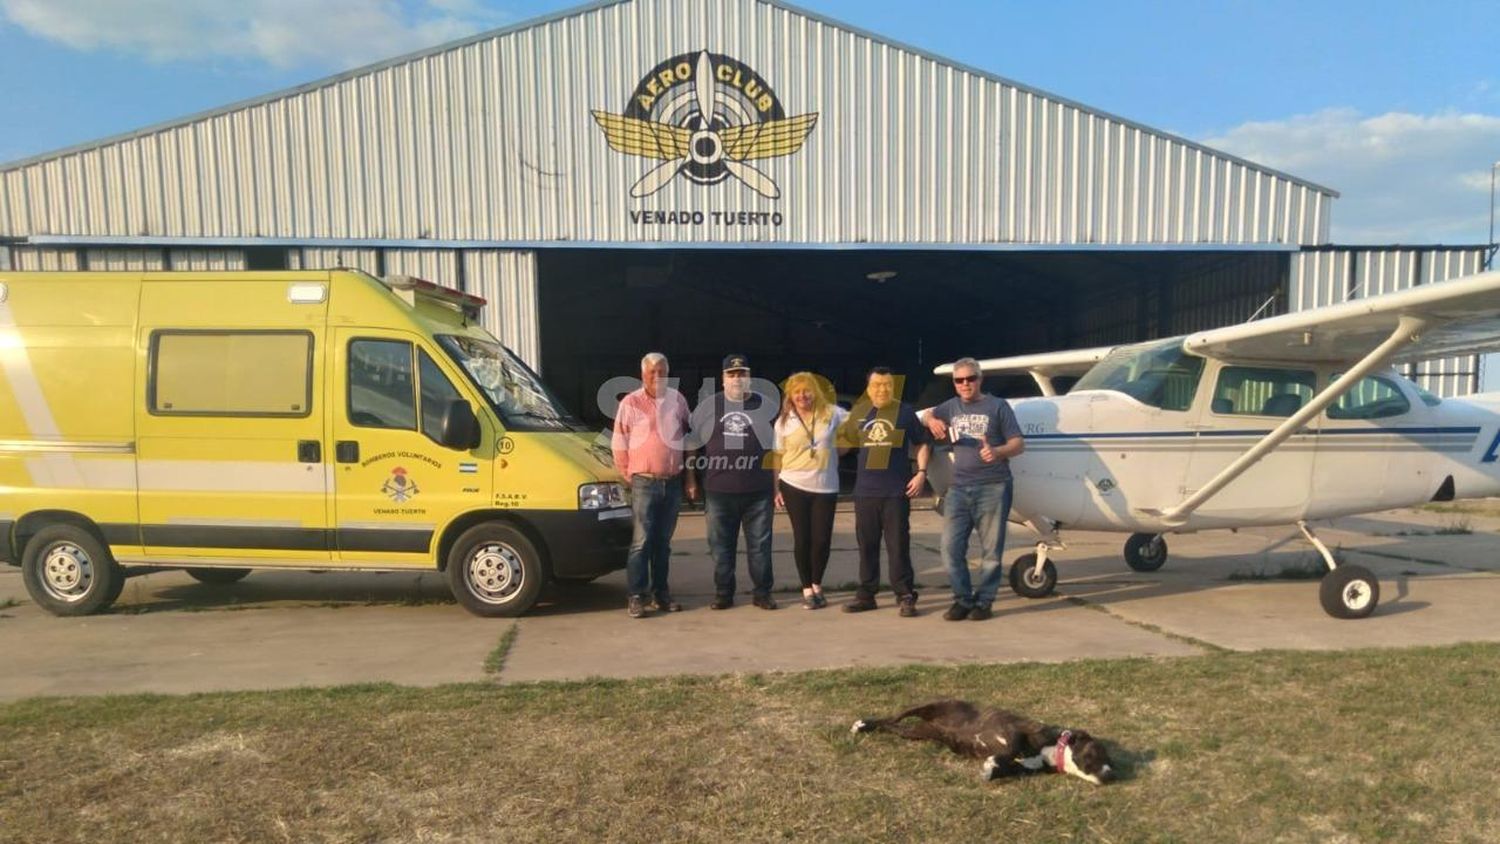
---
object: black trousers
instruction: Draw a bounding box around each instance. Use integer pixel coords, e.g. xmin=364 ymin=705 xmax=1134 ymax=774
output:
xmin=854 ymin=495 xmax=914 ymax=600
xmin=780 ymin=481 xmax=836 ymax=588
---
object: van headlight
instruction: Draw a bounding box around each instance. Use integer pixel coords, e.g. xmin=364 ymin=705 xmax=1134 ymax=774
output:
xmin=579 ymin=482 xmax=629 ymax=510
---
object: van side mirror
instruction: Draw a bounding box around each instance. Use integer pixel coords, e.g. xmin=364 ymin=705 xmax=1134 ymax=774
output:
xmin=440 ymin=400 xmax=482 ymax=450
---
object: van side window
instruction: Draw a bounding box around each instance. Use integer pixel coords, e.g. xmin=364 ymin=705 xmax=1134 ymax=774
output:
xmin=1212 ymin=366 xmax=1316 ymax=417
xmin=418 ymin=351 xmax=464 ymax=443
xmin=1328 ymin=374 xmax=1411 ymax=420
xmin=150 ymin=331 xmax=312 ymax=416
xmin=348 ymin=340 xmax=416 ymax=429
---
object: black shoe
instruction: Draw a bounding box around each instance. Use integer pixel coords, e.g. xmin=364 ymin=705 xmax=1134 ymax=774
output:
xmin=628 ymin=595 xmax=649 ymax=618
xmin=710 ymin=595 xmax=733 ymax=610
xmin=651 ymin=594 xmax=683 ymax=613
xmin=842 ymin=597 xmax=877 ymax=613
xmin=969 ymin=604 xmax=993 ymax=621
xmin=752 ymin=594 xmax=778 ymax=610
xmin=898 ymin=596 xmax=918 ymax=617
xmin=943 ymin=602 xmax=971 ymax=621
xmin=813 ymin=592 xmax=828 ymax=609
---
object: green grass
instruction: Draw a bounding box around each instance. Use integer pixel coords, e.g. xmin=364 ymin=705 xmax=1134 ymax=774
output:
xmin=484 ymin=622 xmax=520 ymax=675
xmin=4 ymin=644 xmax=1499 ymax=842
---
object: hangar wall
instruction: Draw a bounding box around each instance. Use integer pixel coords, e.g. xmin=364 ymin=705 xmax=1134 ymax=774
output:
xmin=0 ymin=0 xmax=1334 ymax=248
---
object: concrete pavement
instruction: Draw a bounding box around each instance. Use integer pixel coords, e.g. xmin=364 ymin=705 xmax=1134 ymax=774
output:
xmin=2 ymin=504 xmax=1497 ymax=699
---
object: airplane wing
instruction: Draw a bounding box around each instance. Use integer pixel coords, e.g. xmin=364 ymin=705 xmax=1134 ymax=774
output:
xmin=933 ymin=347 xmax=1115 ymax=396
xmin=1184 ymin=268 xmax=1500 ymax=364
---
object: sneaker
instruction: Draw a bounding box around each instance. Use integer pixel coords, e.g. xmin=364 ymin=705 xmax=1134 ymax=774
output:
xmin=898 ymin=596 xmax=918 ymax=618
xmin=628 ymin=595 xmax=649 ymax=618
xmin=710 ymin=595 xmax=733 ymax=610
xmin=651 ymin=594 xmax=683 ymax=613
xmin=943 ymin=602 xmax=971 ymax=621
xmin=968 ymin=604 xmax=993 ymax=621
xmin=842 ymin=597 xmax=877 ymax=613
xmin=813 ymin=592 xmax=828 ymax=609
xmin=802 ymin=592 xmax=817 ymax=610
xmin=751 ymin=594 xmax=778 ymax=610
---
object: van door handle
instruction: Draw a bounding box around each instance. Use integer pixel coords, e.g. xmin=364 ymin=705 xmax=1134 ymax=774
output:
xmin=336 ymin=441 xmax=360 ymax=463
xmin=298 ymin=440 xmax=322 ymax=463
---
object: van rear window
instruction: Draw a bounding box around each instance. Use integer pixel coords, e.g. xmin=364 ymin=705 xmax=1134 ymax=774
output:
xmin=150 ymin=331 xmax=313 ymax=417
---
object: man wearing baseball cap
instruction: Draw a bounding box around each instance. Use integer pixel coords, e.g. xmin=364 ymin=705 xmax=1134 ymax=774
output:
xmin=691 ymin=353 xmax=779 ymax=609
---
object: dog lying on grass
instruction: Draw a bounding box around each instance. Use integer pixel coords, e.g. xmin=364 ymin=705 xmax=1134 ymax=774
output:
xmin=852 ymin=699 xmax=1115 ymax=785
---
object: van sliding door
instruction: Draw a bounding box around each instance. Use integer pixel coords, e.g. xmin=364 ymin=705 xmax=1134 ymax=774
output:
xmin=134 ymin=278 xmax=332 ymax=564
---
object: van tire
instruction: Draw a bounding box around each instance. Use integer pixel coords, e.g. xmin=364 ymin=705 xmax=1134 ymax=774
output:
xmin=447 ymin=523 xmax=544 ymax=617
xmin=186 ymin=567 xmax=252 ymax=585
xmin=21 ymin=525 xmax=124 ymax=616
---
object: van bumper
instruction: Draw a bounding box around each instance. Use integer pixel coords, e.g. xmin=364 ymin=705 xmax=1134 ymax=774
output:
xmin=529 ymin=508 xmax=633 ymax=579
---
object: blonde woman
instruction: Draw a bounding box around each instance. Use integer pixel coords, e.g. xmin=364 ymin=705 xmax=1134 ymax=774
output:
xmin=773 ymin=372 xmax=849 ymax=609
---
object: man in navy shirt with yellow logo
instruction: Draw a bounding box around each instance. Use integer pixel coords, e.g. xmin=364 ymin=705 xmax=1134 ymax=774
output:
xmin=692 ymin=353 xmax=779 ymax=610
xmin=841 ymin=367 xmax=932 ymax=617
xmin=925 ymin=357 xmax=1025 ymax=621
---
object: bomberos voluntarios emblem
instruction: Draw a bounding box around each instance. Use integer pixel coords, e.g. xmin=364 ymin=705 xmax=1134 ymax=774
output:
xmin=591 ymin=50 xmax=818 ymax=199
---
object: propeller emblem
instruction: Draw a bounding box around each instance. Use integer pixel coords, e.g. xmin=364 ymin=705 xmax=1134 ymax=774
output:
xmin=592 ymin=50 xmax=818 ymax=199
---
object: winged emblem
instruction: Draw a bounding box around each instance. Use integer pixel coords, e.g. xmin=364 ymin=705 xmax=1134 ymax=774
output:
xmin=591 ymin=51 xmax=818 ymax=199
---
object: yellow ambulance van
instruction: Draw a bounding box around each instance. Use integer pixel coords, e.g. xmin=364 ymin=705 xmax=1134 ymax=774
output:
xmin=0 ymin=269 xmax=631 ymax=617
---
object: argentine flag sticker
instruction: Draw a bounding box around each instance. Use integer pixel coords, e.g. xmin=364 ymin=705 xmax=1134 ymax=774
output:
xmin=458 ymin=462 xmax=479 ymax=474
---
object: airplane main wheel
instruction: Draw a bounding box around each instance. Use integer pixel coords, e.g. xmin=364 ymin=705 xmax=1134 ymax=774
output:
xmin=1009 ymin=554 xmax=1057 ymax=599
xmin=1124 ymin=533 xmax=1168 ymax=572
xmin=1319 ymin=565 xmax=1380 ymax=619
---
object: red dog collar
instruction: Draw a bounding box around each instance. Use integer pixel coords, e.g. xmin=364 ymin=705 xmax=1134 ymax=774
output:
xmin=1055 ymin=730 xmax=1072 ymax=774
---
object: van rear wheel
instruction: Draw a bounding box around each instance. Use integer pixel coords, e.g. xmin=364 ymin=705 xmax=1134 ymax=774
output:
xmin=447 ymin=523 xmax=544 ymax=617
xmin=21 ymin=524 xmax=123 ymax=616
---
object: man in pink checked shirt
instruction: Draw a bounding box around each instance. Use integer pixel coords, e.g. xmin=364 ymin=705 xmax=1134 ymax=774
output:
xmin=611 ymin=352 xmax=699 ymax=618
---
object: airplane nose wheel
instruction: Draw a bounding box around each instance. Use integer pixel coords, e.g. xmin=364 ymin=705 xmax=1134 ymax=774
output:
xmin=1319 ymin=564 xmax=1380 ymax=619
xmin=1124 ymin=533 xmax=1168 ymax=572
xmin=1009 ymin=553 xmax=1057 ymax=599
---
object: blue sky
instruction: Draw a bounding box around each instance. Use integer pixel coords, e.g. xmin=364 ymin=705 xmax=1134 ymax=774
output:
xmin=2 ymin=0 xmax=1497 ymax=246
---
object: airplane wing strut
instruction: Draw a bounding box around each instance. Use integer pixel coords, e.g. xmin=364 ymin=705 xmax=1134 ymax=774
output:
xmin=1151 ymin=314 xmax=1430 ymax=526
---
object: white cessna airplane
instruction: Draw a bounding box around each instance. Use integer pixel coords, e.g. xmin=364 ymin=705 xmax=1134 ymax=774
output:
xmin=929 ymin=269 xmax=1500 ymax=619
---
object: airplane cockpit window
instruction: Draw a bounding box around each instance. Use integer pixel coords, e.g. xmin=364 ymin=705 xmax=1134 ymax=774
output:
xmin=1072 ymin=338 xmax=1203 ymax=411
xmin=1328 ymin=374 xmax=1411 ymax=420
xmin=1412 ymin=382 xmax=1443 ymax=407
xmin=1212 ymin=366 xmax=1316 ymax=417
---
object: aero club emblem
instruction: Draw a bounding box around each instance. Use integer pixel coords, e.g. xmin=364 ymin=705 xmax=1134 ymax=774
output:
xmin=592 ymin=50 xmax=818 ymax=199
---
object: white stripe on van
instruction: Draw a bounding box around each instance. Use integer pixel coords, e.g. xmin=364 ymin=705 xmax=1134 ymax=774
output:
xmin=0 ymin=301 xmax=88 ymax=489
xmin=23 ymin=456 xmax=136 ymax=490
xmin=137 ymin=460 xmax=329 ymax=494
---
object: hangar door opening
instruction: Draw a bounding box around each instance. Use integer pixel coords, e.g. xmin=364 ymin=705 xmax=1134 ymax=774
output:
xmin=536 ymin=248 xmax=1287 ymax=426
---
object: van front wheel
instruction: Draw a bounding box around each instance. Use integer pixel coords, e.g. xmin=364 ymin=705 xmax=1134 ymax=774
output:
xmin=21 ymin=525 xmax=124 ymax=616
xmin=447 ymin=523 xmax=544 ymax=617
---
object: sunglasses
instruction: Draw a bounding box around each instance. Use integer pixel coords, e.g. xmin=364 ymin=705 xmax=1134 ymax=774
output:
xmin=952 ymin=375 xmax=979 ymax=384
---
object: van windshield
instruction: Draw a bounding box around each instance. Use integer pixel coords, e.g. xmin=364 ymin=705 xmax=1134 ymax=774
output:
xmin=437 ymin=335 xmax=585 ymax=432
xmin=1072 ymin=338 xmax=1204 ymax=411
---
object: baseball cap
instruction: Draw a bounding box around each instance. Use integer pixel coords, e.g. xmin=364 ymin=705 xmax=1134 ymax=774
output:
xmin=721 ymin=353 xmax=751 ymax=372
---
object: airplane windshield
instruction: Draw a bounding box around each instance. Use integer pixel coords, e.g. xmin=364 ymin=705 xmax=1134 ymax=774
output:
xmin=1073 ymin=338 xmax=1204 ymax=411
xmin=436 ymin=335 xmax=586 ymax=432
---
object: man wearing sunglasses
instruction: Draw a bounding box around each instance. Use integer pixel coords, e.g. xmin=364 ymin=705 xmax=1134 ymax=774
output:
xmin=924 ymin=358 xmax=1025 ymax=621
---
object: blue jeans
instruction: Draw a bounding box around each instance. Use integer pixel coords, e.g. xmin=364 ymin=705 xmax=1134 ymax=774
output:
xmin=941 ymin=480 xmax=1014 ymax=607
xmin=626 ymin=475 xmax=683 ymax=598
xmin=706 ymin=491 xmax=774 ymax=598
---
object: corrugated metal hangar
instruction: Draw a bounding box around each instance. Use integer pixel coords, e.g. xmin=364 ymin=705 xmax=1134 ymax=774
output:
xmin=0 ymin=0 xmax=1487 ymax=418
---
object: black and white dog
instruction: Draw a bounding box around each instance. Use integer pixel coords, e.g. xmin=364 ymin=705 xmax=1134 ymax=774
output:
xmin=852 ymin=699 xmax=1116 ymax=785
